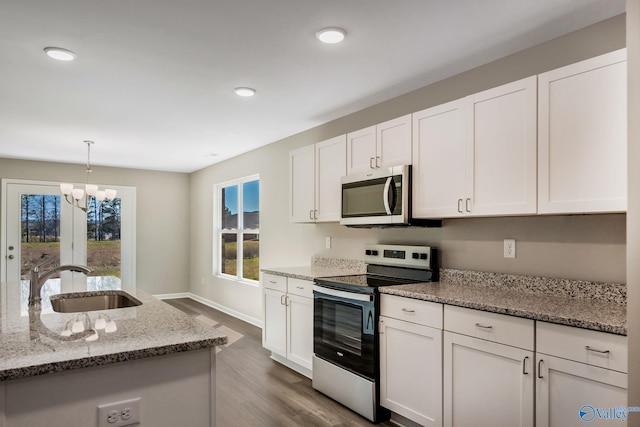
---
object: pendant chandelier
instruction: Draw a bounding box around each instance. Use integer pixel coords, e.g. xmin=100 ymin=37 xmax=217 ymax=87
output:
xmin=60 ymin=140 xmax=117 ymax=212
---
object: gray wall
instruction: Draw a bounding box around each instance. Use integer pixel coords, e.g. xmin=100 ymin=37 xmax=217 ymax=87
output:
xmin=189 ymin=15 xmax=627 ymax=324
xmin=0 ymin=158 xmax=190 ymax=295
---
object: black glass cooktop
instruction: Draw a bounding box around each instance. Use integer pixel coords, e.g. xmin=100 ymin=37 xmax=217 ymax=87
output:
xmin=314 ymin=274 xmax=420 ymax=294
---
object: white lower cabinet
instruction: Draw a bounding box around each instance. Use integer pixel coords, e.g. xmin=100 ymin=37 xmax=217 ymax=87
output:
xmin=443 ymin=306 xmax=534 ymax=427
xmin=262 ymin=273 xmax=313 ymax=377
xmin=379 ymin=295 xmax=443 ymax=426
xmin=535 ymin=322 xmax=628 ymax=427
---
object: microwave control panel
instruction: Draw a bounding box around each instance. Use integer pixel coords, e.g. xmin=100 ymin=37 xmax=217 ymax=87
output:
xmin=364 ymin=244 xmax=434 ymax=270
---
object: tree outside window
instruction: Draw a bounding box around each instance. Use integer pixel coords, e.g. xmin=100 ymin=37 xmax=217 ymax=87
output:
xmin=218 ymin=176 xmax=259 ymax=281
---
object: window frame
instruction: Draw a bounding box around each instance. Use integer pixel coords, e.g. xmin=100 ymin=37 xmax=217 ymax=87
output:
xmin=215 ymin=174 xmax=260 ymax=284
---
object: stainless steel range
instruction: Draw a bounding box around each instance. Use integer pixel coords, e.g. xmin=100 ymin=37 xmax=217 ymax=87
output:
xmin=312 ymin=244 xmax=438 ymax=422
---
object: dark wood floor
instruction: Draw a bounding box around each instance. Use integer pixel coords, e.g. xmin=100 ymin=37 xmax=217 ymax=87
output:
xmin=163 ymin=298 xmax=396 ymax=427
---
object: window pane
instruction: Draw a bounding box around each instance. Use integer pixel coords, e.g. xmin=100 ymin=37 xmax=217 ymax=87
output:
xmin=21 ymin=194 xmax=60 ymax=279
xmin=222 ymin=185 xmax=238 ymax=229
xmin=243 ymin=180 xmax=259 ymax=229
xmin=243 ymin=234 xmax=259 ymax=281
xmin=221 ymin=233 xmax=237 ymax=275
xmin=87 ymin=198 xmax=122 ymax=278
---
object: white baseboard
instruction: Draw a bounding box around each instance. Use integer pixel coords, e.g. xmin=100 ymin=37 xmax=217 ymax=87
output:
xmin=153 ymin=292 xmax=191 ymax=300
xmin=186 ymin=293 xmax=263 ymax=329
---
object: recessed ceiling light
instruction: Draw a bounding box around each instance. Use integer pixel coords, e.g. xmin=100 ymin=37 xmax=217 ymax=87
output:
xmin=44 ymin=47 xmax=76 ymax=61
xmin=316 ymin=27 xmax=346 ymax=44
xmin=234 ymin=87 xmax=256 ymax=97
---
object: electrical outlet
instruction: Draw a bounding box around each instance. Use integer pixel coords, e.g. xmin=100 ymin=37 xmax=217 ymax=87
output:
xmin=504 ymin=239 xmax=516 ymax=259
xmin=98 ymin=398 xmax=141 ymax=427
xmin=325 ymin=236 xmax=331 ymax=249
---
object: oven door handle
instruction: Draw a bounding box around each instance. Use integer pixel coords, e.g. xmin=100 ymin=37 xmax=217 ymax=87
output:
xmin=313 ymin=285 xmax=373 ymax=302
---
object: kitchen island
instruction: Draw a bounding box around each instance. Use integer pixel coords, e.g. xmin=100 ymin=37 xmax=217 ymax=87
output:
xmin=0 ymin=278 xmax=227 ymax=427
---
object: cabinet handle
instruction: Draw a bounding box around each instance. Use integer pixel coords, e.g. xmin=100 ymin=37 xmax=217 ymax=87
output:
xmin=457 ymin=199 xmax=463 ymax=214
xmin=538 ymin=359 xmax=544 ymax=379
xmin=269 ymin=280 xmax=277 ymax=284
xmin=314 ymin=210 xmax=318 ymax=220
xmin=522 ymin=356 xmax=529 ymax=375
xmin=475 ymin=323 xmax=493 ymax=330
xmin=280 ymin=295 xmax=285 ymax=305
xmin=465 ymin=198 xmax=471 ymax=213
xmin=296 ymin=286 xmax=305 ymax=290
xmin=370 ymin=157 xmax=375 ymax=169
xmin=375 ymin=156 xmax=381 ymax=168
xmin=401 ymin=308 xmax=415 ymax=313
xmin=309 ymin=210 xmax=314 ymax=220
xmin=585 ymin=345 xmax=610 ymax=355
xmin=285 ymin=296 xmax=290 ymax=306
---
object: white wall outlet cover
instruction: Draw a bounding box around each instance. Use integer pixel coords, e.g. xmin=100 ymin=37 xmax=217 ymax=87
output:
xmin=504 ymin=239 xmax=516 ymax=259
xmin=98 ymin=398 xmax=141 ymax=427
xmin=325 ymin=236 xmax=331 ymax=249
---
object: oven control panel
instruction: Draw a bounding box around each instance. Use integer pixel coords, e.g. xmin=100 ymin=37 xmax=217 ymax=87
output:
xmin=364 ymin=244 xmax=434 ymax=269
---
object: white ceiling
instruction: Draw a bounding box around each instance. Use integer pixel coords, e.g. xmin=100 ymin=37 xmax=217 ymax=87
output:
xmin=0 ymin=0 xmax=625 ymax=173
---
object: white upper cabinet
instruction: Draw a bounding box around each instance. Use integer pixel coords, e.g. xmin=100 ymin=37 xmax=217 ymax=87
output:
xmin=413 ymin=76 xmax=537 ymax=218
xmin=289 ymin=135 xmax=346 ymax=223
xmin=412 ymin=99 xmax=467 ymax=218
xmin=467 ymin=76 xmax=537 ymax=216
xmin=289 ymin=144 xmax=315 ymax=223
xmin=347 ymin=114 xmax=412 ymax=175
xmin=538 ymin=49 xmax=627 ymax=214
xmin=315 ymin=135 xmax=347 ymax=222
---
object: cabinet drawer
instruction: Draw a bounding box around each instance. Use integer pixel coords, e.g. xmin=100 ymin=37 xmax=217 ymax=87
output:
xmin=262 ymin=273 xmax=287 ymax=292
xmin=380 ymin=294 xmax=442 ymax=329
xmin=444 ymin=305 xmax=534 ymax=350
xmin=537 ymin=321 xmax=627 ymax=373
xmin=287 ymin=278 xmax=313 ymax=298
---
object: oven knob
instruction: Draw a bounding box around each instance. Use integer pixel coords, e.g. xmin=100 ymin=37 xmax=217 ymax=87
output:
xmin=420 ymin=253 xmax=428 ymax=260
xmin=365 ymin=250 xmax=372 ymax=255
xmin=371 ymin=250 xmax=379 ymax=256
xmin=412 ymin=252 xmax=419 ymax=259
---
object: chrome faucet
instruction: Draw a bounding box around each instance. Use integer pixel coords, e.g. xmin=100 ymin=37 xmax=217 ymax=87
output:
xmin=29 ymin=263 xmax=93 ymax=307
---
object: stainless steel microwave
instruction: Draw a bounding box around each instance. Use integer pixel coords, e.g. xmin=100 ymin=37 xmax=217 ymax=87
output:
xmin=340 ymin=165 xmax=442 ymax=227
xmin=340 ymin=165 xmax=411 ymax=226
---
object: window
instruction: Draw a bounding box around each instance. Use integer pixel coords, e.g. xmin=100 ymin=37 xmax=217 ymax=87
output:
xmin=217 ymin=175 xmax=259 ymax=282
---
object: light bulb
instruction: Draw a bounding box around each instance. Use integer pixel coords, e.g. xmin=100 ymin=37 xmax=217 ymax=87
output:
xmin=85 ymin=330 xmax=99 ymax=342
xmin=105 ymin=189 xmax=117 ymax=200
xmin=71 ymin=319 xmax=85 ymax=333
xmin=95 ymin=190 xmax=106 ymax=202
xmin=71 ymin=188 xmax=85 ymax=201
xmin=85 ymin=184 xmax=98 ymax=196
xmin=316 ymin=27 xmax=346 ymax=44
xmin=60 ymin=329 xmax=72 ymax=337
xmin=44 ymin=47 xmax=76 ymax=61
xmin=60 ymin=183 xmax=74 ymax=195
xmin=94 ymin=316 xmax=106 ymax=330
xmin=105 ymin=320 xmax=117 ymax=333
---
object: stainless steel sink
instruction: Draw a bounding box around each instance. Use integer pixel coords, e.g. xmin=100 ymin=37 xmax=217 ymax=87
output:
xmin=50 ymin=290 xmax=142 ymax=313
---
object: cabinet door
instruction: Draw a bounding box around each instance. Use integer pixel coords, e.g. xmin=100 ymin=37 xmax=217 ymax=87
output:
xmin=466 ymin=76 xmax=537 ymax=216
xmin=286 ymin=294 xmax=313 ymax=371
xmin=377 ymin=114 xmax=412 ymax=169
xmin=538 ymin=49 xmax=627 ymax=214
xmin=412 ymin=100 xmax=466 ymax=218
xmin=315 ymin=135 xmax=346 ymax=222
xmin=262 ymin=288 xmax=287 ymax=356
xmin=444 ymin=332 xmax=534 ymax=427
xmin=379 ymin=316 xmax=442 ymax=427
xmin=289 ymin=145 xmax=315 ymax=222
xmin=347 ymin=125 xmax=377 ymax=175
xmin=536 ymin=354 xmax=627 ymax=427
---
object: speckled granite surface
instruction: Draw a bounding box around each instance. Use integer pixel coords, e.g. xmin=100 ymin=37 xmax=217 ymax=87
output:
xmin=0 ymin=280 xmax=227 ymax=382
xmin=381 ymin=270 xmax=626 ymax=335
xmin=261 ymin=257 xmax=366 ymax=280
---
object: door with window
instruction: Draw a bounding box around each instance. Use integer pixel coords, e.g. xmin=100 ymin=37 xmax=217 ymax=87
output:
xmin=2 ymin=180 xmax=135 ymax=295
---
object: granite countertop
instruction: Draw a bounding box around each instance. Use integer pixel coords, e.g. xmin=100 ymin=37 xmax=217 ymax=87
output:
xmin=380 ymin=281 xmax=627 ymax=335
xmin=0 ymin=278 xmax=227 ymax=382
xmin=261 ymin=265 xmax=364 ymax=281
